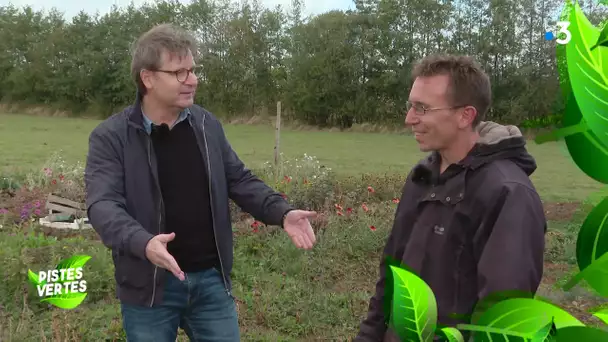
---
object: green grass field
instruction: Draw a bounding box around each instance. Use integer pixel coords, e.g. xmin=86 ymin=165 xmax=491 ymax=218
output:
xmin=0 ymin=113 xmax=603 ymax=202
xmin=1 ymin=113 xmax=607 ymax=341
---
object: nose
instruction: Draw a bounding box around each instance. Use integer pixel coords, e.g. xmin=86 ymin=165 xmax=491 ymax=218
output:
xmin=405 ymin=107 xmax=419 ymax=126
xmin=185 ymin=70 xmax=198 ymax=85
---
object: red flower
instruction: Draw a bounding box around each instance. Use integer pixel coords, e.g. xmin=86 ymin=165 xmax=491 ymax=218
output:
xmin=367 ymin=186 xmax=375 ymax=193
xmin=392 ymin=198 xmax=400 ymax=204
xmin=361 ymin=203 xmax=369 ymax=212
xmin=51 ymin=179 xmax=57 ymax=185
xmin=337 ymin=211 xmax=343 ymax=216
xmin=369 ymin=225 xmax=376 ymax=231
xmin=346 ymin=207 xmax=353 ymax=214
xmin=335 ymin=203 xmax=343 ymax=211
xmin=283 ymin=175 xmax=292 ymax=183
xmin=251 ymin=220 xmax=261 ymax=232
xmin=59 ymin=174 xmax=65 ymax=182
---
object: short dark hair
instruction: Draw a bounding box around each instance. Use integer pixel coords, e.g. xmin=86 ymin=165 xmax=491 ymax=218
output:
xmin=411 ymin=54 xmax=491 ymax=127
xmin=130 ymin=23 xmax=198 ymax=95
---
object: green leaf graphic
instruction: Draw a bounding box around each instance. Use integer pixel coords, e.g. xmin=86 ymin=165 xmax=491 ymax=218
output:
xmin=566 ymin=2 xmax=608 ymax=147
xmin=562 ymin=88 xmax=608 ymax=183
xmin=382 ymin=255 xmax=404 ymax=326
xmin=554 ymin=326 xmax=608 ymax=341
xmin=563 ymin=196 xmax=608 ymax=296
xmin=531 ymin=317 xmax=557 ymax=341
xmin=27 ymin=269 xmax=48 ymax=287
xmin=29 ymin=255 xmax=91 ymax=310
xmin=456 ymin=298 xmax=583 ymax=341
xmin=28 ymin=269 xmax=40 ymax=285
xmin=388 ymin=265 xmax=437 ymax=342
xmin=592 ymin=308 xmax=608 ymax=325
xmin=55 ymin=255 xmax=91 ymax=275
xmin=41 ymin=291 xmax=87 ymax=310
xmin=470 ymin=290 xmax=537 ymax=325
xmin=435 ymin=327 xmax=464 ymax=342
xmin=591 ymin=22 xmax=608 ymax=50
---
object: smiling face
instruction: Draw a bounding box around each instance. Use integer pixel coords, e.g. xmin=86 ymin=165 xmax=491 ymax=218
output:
xmin=405 ymin=74 xmax=475 ymax=152
xmin=140 ymin=49 xmax=198 ymax=110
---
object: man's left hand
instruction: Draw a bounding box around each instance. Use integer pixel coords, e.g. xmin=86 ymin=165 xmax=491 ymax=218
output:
xmin=283 ymin=210 xmax=317 ymax=249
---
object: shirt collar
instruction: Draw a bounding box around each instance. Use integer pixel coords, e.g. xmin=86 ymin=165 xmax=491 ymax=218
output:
xmin=142 ymin=108 xmax=191 ymax=134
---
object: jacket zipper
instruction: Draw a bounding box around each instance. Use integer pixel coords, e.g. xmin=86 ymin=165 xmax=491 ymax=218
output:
xmin=201 ymin=115 xmax=233 ymax=299
xmin=147 ymin=136 xmax=163 ymax=307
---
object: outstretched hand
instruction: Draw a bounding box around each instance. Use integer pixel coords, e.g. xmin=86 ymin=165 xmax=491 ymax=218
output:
xmin=145 ymin=232 xmax=185 ymax=280
xmin=283 ymin=210 xmax=318 ymax=249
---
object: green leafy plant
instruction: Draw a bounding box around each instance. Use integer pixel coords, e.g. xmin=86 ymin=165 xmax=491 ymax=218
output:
xmin=27 ymin=254 xmax=91 ymax=310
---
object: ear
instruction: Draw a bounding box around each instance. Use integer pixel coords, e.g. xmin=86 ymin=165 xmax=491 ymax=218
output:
xmin=140 ymin=69 xmax=154 ymax=91
xmin=459 ymin=105 xmax=477 ymax=129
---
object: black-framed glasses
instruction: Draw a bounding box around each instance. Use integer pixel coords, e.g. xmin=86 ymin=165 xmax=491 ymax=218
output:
xmin=406 ymin=100 xmax=465 ymax=116
xmin=151 ymin=66 xmax=201 ymax=83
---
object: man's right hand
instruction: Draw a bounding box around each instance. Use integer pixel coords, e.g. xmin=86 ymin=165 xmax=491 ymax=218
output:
xmin=145 ymin=232 xmax=185 ymax=281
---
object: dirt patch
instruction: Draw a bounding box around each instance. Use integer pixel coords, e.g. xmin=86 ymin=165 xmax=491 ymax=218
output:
xmin=538 ymin=262 xmax=607 ymax=327
xmin=543 ymin=201 xmax=580 ymax=221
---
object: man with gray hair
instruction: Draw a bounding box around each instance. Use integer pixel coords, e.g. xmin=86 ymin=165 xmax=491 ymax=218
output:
xmin=85 ymin=23 xmax=317 ymax=341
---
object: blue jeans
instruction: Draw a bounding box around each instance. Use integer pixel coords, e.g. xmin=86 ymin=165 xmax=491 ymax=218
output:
xmin=120 ymin=267 xmax=240 ymax=341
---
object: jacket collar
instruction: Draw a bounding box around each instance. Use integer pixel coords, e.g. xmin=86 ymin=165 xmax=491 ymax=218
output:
xmin=127 ymin=90 xmax=195 ymax=133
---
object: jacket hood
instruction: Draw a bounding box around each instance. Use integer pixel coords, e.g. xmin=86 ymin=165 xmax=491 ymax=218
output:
xmin=412 ymin=121 xmax=537 ymax=184
xmin=467 ymin=121 xmax=537 ymax=176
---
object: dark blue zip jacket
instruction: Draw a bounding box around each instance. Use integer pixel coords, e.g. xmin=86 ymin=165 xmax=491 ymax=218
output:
xmin=84 ymin=94 xmax=293 ymax=307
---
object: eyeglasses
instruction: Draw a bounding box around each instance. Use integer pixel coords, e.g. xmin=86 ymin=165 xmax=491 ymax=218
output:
xmin=150 ymin=66 xmax=201 ymax=83
xmin=406 ymin=101 xmax=465 ymax=115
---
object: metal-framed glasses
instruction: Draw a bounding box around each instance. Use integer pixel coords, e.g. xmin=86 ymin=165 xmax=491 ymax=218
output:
xmin=151 ymin=66 xmax=201 ymax=83
xmin=406 ymin=100 xmax=465 ymax=115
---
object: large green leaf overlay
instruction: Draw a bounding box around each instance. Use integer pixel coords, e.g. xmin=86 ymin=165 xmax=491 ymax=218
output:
xmin=592 ymin=308 xmax=608 ymax=325
xmin=566 ymin=1 xmax=608 ymax=147
xmin=562 ymin=88 xmax=608 ymax=184
xmin=531 ymin=318 xmax=557 ymax=341
xmin=554 ymin=326 xmax=608 ymax=341
xmin=388 ymin=265 xmax=437 ymax=342
xmin=435 ymin=327 xmax=465 ymax=342
xmin=457 ymin=298 xmax=583 ymax=341
xmin=562 ymin=196 xmax=608 ymax=296
xmin=576 ymin=196 xmax=608 ymax=270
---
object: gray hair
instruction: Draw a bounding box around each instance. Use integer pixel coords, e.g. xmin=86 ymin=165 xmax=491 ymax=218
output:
xmin=130 ymin=23 xmax=198 ymax=94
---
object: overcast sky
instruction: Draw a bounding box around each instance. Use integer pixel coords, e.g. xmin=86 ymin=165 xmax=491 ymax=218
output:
xmin=3 ymin=0 xmax=354 ymax=20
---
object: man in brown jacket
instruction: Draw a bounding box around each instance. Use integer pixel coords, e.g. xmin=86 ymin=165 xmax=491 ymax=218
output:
xmin=354 ymin=55 xmax=547 ymax=341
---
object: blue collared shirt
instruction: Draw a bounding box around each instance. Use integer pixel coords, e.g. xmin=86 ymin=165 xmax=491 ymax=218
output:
xmin=142 ymin=108 xmax=191 ymax=134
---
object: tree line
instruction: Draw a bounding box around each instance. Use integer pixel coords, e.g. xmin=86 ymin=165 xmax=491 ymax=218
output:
xmin=0 ymin=0 xmax=606 ymax=128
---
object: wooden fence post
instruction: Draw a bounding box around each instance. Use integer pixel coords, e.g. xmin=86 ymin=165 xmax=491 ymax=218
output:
xmin=274 ymin=101 xmax=281 ymax=182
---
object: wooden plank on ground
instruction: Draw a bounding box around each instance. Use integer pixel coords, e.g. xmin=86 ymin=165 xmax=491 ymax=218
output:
xmin=45 ymin=193 xmax=86 ymax=217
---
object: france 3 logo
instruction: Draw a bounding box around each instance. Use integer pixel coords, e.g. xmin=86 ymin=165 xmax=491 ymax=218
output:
xmin=544 ymin=21 xmax=572 ymax=45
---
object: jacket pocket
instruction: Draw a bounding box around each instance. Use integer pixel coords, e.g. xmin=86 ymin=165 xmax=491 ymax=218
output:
xmin=115 ymin=255 xmax=152 ymax=288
